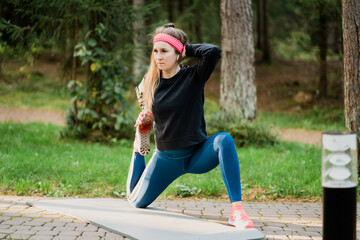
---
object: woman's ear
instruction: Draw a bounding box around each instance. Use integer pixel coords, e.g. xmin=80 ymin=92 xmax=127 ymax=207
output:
xmin=177 ymin=55 xmax=180 ymax=61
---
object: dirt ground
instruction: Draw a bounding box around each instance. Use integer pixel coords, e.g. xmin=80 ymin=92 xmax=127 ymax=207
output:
xmin=0 ymin=106 xmax=66 ymax=126
xmin=205 ymin=56 xmax=343 ymax=112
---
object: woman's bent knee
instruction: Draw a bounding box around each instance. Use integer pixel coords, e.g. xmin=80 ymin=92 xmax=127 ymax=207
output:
xmin=213 ymin=132 xmax=235 ymax=146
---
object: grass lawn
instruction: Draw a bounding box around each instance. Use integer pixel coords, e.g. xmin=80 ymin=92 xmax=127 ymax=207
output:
xmin=0 ymin=121 xmax=327 ymax=201
xmin=204 ymin=99 xmax=345 ymax=132
xmin=0 ymin=71 xmax=350 ymax=201
xmin=0 ymin=73 xmax=69 ymax=111
xmin=257 ymin=108 xmax=346 ymax=132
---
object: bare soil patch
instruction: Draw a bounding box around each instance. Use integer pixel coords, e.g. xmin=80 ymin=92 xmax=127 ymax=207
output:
xmin=0 ymin=107 xmax=66 ymax=126
xmin=276 ymin=128 xmax=322 ymax=146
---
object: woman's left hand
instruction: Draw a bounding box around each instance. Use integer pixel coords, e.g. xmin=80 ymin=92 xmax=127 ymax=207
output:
xmin=134 ymin=109 xmax=153 ymax=127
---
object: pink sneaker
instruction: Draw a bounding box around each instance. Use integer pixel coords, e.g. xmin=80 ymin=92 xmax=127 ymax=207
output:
xmin=228 ymin=205 xmax=254 ymax=230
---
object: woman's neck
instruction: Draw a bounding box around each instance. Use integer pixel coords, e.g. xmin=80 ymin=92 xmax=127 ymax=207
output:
xmin=162 ymin=65 xmax=181 ymax=79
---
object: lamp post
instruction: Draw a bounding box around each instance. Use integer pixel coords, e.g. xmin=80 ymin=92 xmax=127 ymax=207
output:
xmin=322 ymin=132 xmax=358 ymax=240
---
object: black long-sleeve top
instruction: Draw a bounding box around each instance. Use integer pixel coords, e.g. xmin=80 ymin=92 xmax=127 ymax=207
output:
xmin=151 ymin=43 xmax=221 ymax=150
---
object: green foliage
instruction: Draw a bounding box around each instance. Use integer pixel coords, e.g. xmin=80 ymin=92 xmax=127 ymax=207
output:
xmin=1 ymin=0 xmax=133 ymax=47
xmin=0 ymin=0 xmax=135 ymax=84
xmin=207 ymin=112 xmax=278 ymax=148
xmin=62 ymin=24 xmax=135 ymax=142
xmin=273 ymin=31 xmax=318 ymax=61
xmin=174 ymin=184 xmax=201 ymax=198
xmin=273 ymin=30 xmax=341 ymax=61
xmin=0 ymin=32 xmax=7 ymax=54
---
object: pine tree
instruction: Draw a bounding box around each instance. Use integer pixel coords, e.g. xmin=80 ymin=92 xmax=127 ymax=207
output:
xmin=220 ymin=0 xmax=256 ymax=120
xmin=342 ymin=0 xmax=360 ymax=168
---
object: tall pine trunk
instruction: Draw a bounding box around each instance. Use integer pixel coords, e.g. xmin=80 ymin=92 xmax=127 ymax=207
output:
xmin=168 ymin=0 xmax=174 ymax=22
xmin=220 ymin=0 xmax=256 ymax=120
xmin=256 ymin=0 xmax=262 ymax=50
xmin=262 ymin=0 xmax=271 ymax=62
xmin=72 ymin=18 xmax=79 ymax=123
xmin=132 ymin=0 xmax=146 ymax=82
xmin=319 ymin=0 xmax=328 ymax=98
xmin=342 ymin=0 xmax=360 ymax=168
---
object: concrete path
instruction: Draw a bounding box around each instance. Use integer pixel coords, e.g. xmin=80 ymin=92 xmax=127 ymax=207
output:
xmin=1 ymin=195 xmax=360 ymax=240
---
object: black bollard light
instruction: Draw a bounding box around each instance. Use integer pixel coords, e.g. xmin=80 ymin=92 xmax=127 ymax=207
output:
xmin=322 ymin=132 xmax=358 ymax=240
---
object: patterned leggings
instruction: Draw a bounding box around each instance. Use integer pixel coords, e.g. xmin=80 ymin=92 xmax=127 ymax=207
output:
xmin=126 ymin=132 xmax=242 ymax=208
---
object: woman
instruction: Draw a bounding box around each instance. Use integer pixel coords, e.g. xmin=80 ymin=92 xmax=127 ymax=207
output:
xmin=126 ymin=23 xmax=253 ymax=230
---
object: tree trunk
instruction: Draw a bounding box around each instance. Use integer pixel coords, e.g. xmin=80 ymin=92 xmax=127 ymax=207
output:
xmin=336 ymin=0 xmax=344 ymax=100
xmin=195 ymin=15 xmax=202 ymax=43
xmin=0 ymin=0 xmax=3 ymax=78
xmin=220 ymin=0 xmax=256 ymax=120
xmin=132 ymin=0 xmax=146 ymax=82
xmin=256 ymin=0 xmax=262 ymax=50
xmin=168 ymin=0 xmax=174 ymax=22
xmin=0 ymin=0 xmax=4 ymax=78
xmin=262 ymin=0 xmax=271 ymax=62
xmin=336 ymin=0 xmax=343 ymax=56
xmin=342 ymin=0 xmax=360 ymax=169
xmin=319 ymin=0 xmax=328 ymax=98
xmin=0 ymin=53 xmax=4 ymax=80
xmin=179 ymin=0 xmax=185 ymax=15
xmin=72 ymin=18 xmax=79 ymax=123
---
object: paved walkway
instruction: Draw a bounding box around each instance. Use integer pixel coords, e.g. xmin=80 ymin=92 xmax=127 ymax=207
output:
xmin=1 ymin=195 xmax=359 ymax=240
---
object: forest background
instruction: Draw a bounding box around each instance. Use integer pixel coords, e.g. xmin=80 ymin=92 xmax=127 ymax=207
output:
xmin=0 ymin=0 xmax=355 ymax=201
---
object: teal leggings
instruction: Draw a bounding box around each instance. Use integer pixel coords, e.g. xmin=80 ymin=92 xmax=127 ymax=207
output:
xmin=126 ymin=132 xmax=242 ymax=208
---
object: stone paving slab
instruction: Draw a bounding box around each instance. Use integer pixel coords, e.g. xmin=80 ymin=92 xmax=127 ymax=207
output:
xmin=1 ymin=195 xmax=360 ymax=240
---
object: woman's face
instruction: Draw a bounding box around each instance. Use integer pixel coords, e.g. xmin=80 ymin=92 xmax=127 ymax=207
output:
xmin=153 ymin=41 xmax=179 ymax=72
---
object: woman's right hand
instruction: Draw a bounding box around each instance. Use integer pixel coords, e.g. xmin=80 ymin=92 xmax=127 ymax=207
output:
xmin=134 ymin=109 xmax=153 ymax=127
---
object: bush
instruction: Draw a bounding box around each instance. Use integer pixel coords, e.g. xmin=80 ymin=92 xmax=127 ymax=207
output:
xmin=61 ymin=23 xmax=135 ymax=143
xmin=273 ymin=31 xmax=318 ymax=61
xmin=207 ymin=112 xmax=278 ymax=147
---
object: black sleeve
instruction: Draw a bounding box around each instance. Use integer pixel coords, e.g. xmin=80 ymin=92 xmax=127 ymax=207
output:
xmin=185 ymin=43 xmax=221 ymax=85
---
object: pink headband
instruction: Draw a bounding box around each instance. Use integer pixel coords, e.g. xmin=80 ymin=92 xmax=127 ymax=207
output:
xmin=153 ymin=33 xmax=184 ymax=53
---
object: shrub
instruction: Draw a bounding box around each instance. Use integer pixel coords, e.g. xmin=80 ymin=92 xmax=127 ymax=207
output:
xmin=175 ymin=184 xmax=201 ymax=198
xmin=273 ymin=31 xmax=318 ymax=61
xmin=207 ymin=112 xmax=278 ymax=147
xmin=61 ymin=23 xmax=135 ymax=143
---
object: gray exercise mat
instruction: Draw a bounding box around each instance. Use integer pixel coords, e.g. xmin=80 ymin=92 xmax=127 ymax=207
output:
xmin=27 ymin=198 xmax=264 ymax=240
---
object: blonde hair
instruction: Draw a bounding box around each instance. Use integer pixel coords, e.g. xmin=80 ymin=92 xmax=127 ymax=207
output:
xmin=143 ymin=23 xmax=188 ymax=111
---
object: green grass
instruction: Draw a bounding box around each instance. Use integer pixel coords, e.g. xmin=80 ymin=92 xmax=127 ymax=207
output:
xmin=1 ymin=121 xmax=327 ymax=201
xmin=162 ymin=141 xmax=322 ymax=201
xmin=204 ymin=99 xmax=345 ymax=132
xmin=257 ymin=108 xmax=345 ymax=132
xmin=0 ymin=122 xmax=131 ymax=197
xmin=0 ymin=71 xmax=348 ymax=201
xmin=0 ymin=72 xmax=69 ymax=110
